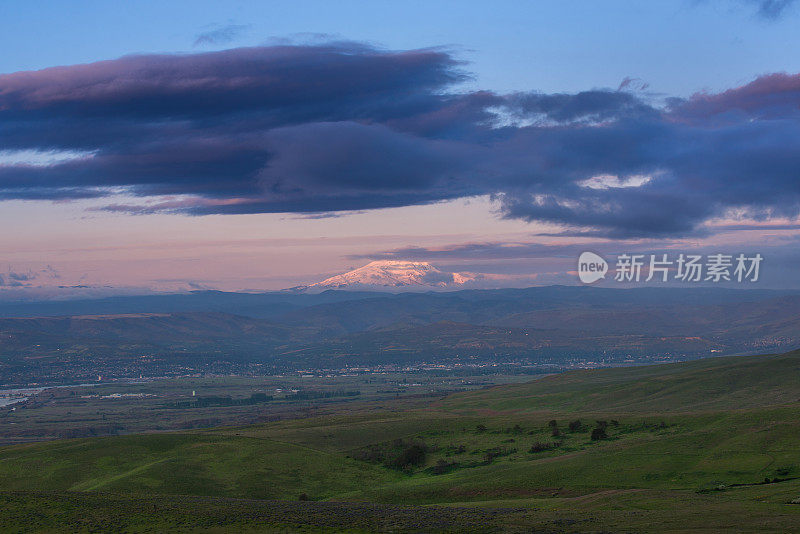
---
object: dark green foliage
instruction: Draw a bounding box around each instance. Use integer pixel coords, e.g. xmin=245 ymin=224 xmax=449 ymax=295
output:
xmin=387 ymin=443 xmax=427 ymax=471
xmin=528 ymin=441 xmax=561 ymax=453
xmin=350 ymin=445 xmax=385 ymax=464
xmin=548 ymin=420 xmax=561 ymax=437
xmin=427 ymin=459 xmax=459 ymax=475
xmin=591 ymin=427 xmax=608 ymax=441
xmin=482 ymin=446 xmax=516 ymax=463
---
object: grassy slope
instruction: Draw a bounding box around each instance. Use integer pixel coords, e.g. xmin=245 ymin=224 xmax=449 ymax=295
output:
xmin=1 ymin=350 xmax=800 ymax=532
xmin=0 ymin=432 xmax=399 ymax=500
xmin=437 ymin=350 xmax=800 ymax=413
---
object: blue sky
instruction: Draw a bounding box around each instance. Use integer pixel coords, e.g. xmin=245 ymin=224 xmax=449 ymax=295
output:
xmin=2 ymin=0 xmax=800 ymax=295
xmin=3 ymin=0 xmax=799 ymax=96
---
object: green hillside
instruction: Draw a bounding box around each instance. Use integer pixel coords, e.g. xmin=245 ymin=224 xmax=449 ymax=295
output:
xmin=439 ymin=349 xmax=800 ymax=413
xmin=0 ymin=433 xmax=398 ymax=500
xmin=2 ymin=350 xmax=800 ymax=532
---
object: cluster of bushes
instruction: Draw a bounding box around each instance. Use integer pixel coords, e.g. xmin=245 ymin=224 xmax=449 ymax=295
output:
xmin=387 ymin=442 xmax=428 ymax=471
xmin=528 ymin=441 xmax=562 ymax=453
xmin=351 ymin=438 xmax=430 ymax=473
xmin=546 ymin=418 xmax=620 ymax=440
xmin=426 ymin=459 xmax=460 ymax=475
xmin=442 ymin=444 xmax=467 ymax=455
xmin=480 ymin=446 xmax=517 ymax=463
xmin=591 ymin=421 xmax=608 ymax=441
xmin=568 ymin=419 xmax=585 ymax=432
xmin=353 ymin=417 xmax=629 ymax=476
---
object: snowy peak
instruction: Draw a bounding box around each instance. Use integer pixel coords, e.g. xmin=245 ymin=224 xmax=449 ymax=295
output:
xmin=308 ymin=260 xmax=475 ymax=290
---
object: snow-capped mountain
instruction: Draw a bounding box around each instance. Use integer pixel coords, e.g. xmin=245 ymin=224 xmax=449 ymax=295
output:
xmin=301 ymin=260 xmax=476 ymax=291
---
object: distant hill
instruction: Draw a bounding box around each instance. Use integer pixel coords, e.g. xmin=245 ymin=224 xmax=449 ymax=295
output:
xmin=0 ymin=289 xmax=381 ymax=319
xmin=2 ymin=286 xmax=800 ymax=383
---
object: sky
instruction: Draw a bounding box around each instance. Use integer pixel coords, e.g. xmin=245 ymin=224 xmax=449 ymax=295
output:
xmin=2 ymin=0 xmax=800 ymax=296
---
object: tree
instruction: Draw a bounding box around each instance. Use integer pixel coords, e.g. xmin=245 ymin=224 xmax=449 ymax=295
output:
xmin=388 ymin=443 xmax=427 ymax=470
xmin=548 ymin=419 xmax=560 ymax=437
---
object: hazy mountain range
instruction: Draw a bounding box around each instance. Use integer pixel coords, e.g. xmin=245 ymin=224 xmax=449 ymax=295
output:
xmin=2 ymin=284 xmax=800 ymax=384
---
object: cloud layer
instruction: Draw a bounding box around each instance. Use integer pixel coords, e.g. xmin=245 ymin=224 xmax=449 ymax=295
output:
xmin=1 ymin=42 xmax=800 ymax=237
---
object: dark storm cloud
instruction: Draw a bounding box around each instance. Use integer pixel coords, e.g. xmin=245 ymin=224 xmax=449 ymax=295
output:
xmin=503 ymin=89 xmax=656 ymax=124
xmin=1 ymin=42 xmax=800 ymax=237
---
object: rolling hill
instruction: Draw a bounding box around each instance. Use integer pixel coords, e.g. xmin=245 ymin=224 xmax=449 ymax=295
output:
xmin=1 ymin=349 xmax=799 ymax=531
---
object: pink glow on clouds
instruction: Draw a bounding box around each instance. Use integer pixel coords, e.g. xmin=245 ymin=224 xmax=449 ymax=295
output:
xmin=671 ymin=72 xmax=800 ymax=121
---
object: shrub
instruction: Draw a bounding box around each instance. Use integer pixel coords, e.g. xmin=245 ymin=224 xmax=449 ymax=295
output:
xmin=568 ymin=420 xmax=583 ymax=432
xmin=351 ymin=445 xmax=385 ymax=463
xmin=428 ymin=459 xmax=459 ymax=475
xmin=591 ymin=427 xmax=608 ymax=441
xmin=387 ymin=443 xmax=427 ymax=470
xmin=528 ymin=441 xmax=561 ymax=453
xmin=482 ymin=446 xmax=516 ymax=463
